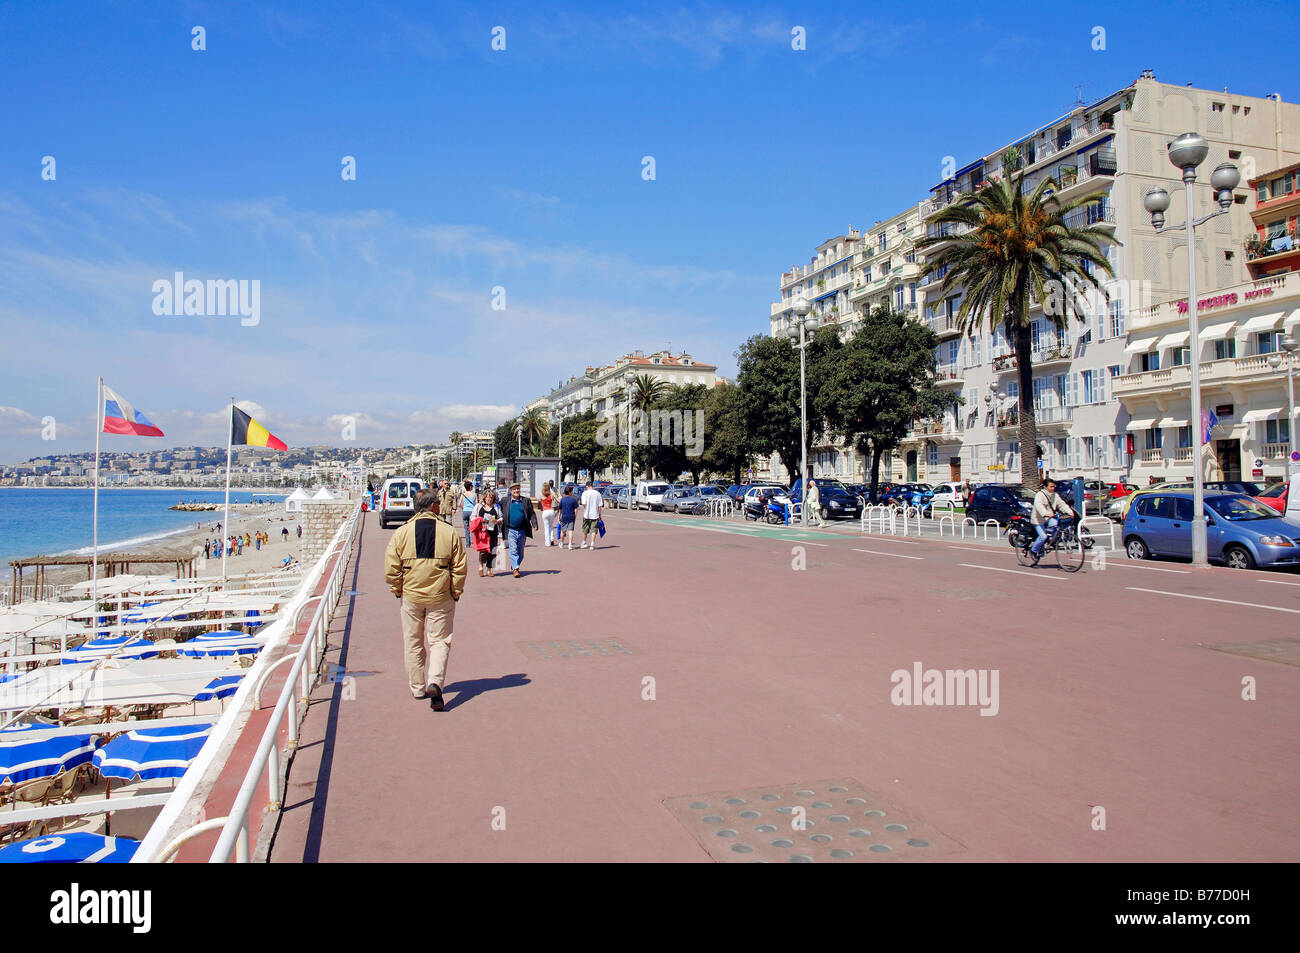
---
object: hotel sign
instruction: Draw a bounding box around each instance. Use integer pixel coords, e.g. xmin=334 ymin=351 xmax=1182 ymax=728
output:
xmin=1175 ymin=285 xmax=1274 ymax=314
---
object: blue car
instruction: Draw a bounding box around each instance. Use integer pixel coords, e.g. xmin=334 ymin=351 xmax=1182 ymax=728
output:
xmin=1123 ymin=490 xmax=1300 ymax=570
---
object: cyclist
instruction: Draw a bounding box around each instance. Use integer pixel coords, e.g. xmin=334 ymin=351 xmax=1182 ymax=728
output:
xmin=1028 ymin=477 xmax=1075 ymax=565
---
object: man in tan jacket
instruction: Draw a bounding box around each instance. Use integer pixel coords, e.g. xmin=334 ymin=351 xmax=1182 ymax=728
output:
xmin=384 ymin=488 xmax=468 ymax=710
xmin=437 ymin=480 xmax=458 ymax=523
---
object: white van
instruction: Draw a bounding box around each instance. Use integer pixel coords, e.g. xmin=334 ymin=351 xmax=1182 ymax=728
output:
xmin=634 ymin=481 xmax=671 ymax=510
xmin=379 ymin=476 xmax=425 ymax=528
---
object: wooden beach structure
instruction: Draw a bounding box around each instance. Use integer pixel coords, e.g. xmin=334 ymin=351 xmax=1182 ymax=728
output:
xmin=8 ymin=553 xmax=199 ymax=605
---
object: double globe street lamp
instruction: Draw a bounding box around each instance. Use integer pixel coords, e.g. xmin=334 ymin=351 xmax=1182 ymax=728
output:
xmin=1142 ymin=132 xmax=1241 ymax=568
xmin=785 ymin=296 xmax=818 ymax=527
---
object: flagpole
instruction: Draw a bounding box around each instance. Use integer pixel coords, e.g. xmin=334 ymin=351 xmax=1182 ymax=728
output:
xmin=221 ymin=398 xmax=233 ymax=590
xmin=92 ymin=376 xmax=103 ymax=607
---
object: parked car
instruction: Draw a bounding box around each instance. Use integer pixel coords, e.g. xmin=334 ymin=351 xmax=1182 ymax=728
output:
xmin=659 ymin=487 xmax=694 ymax=512
xmin=1203 ymin=480 xmax=1263 ymax=497
xmin=929 ymin=481 xmax=967 ymax=509
xmin=600 ymin=484 xmax=626 ymax=507
xmin=673 ymin=484 xmax=728 ymax=514
xmin=1123 ymin=491 xmax=1300 ymax=569
xmin=610 ymin=486 xmax=631 ymax=509
xmin=787 ymin=478 xmax=862 ymax=521
xmin=966 ymin=484 xmax=1034 ymax=525
xmin=634 ymin=481 xmax=672 ymax=510
xmin=1255 ymin=481 xmax=1290 ymax=513
xmin=378 ymin=476 xmax=425 ymax=529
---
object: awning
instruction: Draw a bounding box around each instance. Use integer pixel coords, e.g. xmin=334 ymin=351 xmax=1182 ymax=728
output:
xmin=1159 ymin=416 xmax=1190 ymax=428
xmin=1242 ymin=407 xmax=1283 ymax=423
xmin=1286 ymin=309 xmax=1300 ymax=332
xmin=1124 ymin=336 xmax=1159 ymax=354
xmin=1126 ymin=416 xmax=1158 ymax=431
xmin=1239 ymin=312 xmax=1284 ymax=334
xmin=1198 ymin=322 xmax=1236 ymax=342
xmin=1157 ymin=331 xmax=1190 ymax=349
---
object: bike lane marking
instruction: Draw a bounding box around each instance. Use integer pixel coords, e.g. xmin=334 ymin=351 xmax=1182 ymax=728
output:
xmin=852 ymin=548 xmax=924 ymax=560
xmin=959 ymin=563 xmax=1067 ymax=580
xmin=1254 ymin=577 xmax=1300 ymax=587
xmin=1126 ymin=587 xmax=1300 ymax=615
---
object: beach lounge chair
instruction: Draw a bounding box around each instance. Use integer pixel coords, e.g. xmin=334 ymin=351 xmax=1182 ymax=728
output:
xmin=10 ymin=774 xmax=58 ymax=808
xmin=47 ymin=764 xmax=87 ymax=805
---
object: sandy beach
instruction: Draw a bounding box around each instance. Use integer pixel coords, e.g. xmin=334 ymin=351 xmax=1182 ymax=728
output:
xmin=8 ymin=503 xmax=307 ymax=600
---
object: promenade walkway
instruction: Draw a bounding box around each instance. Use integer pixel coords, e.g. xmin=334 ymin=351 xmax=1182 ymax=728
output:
xmin=268 ymin=509 xmax=1300 ymax=862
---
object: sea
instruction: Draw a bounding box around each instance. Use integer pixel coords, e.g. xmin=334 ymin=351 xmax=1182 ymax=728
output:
xmin=0 ymin=488 xmax=287 ymax=566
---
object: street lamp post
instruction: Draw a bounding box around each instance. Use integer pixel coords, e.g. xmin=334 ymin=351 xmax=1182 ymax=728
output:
xmin=1267 ymin=335 xmax=1298 ymax=475
xmin=1142 ymin=133 xmax=1240 ymax=569
xmin=785 ymin=297 xmax=818 ymax=527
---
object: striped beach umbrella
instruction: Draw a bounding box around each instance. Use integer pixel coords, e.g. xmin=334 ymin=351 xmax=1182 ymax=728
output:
xmin=122 ymin=601 xmax=190 ymax=625
xmin=0 ymin=833 xmax=140 ymax=863
xmin=177 ymin=631 xmax=262 ymax=658
xmin=192 ymin=675 xmax=244 ymax=701
xmin=0 ymin=723 xmax=99 ymax=784
xmin=92 ymin=723 xmax=213 ymax=781
xmin=61 ymin=635 xmax=158 ymax=665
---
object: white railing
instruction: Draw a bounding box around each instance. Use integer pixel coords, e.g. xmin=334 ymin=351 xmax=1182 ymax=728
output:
xmin=132 ymin=500 xmax=363 ymax=863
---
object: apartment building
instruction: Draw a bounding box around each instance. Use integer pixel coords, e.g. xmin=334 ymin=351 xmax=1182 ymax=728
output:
xmin=537 ymin=350 xmax=719 ymax=420
xmin=767 ymin=73 xmax=1300 ymax=486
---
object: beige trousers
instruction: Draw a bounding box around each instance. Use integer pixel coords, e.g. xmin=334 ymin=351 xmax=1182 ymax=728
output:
xmin=400 ymin=597 xmax=455 ymax=697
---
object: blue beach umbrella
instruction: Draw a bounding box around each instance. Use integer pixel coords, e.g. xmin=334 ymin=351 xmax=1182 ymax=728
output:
xmin=0 ymin=832 xmax=140 ymax=863
xmin=61 ymin=636 xmax=158 ymax=665
xmin=92 ymin=723 xmax=214 ymax=781
xmin=122 ymin=601 xmax=189 ymax=625
xmin=0 ymin=723 xmax=99 ymax=784
xmin=192 ymin=675 xmax=244 ymax=701
xmin=177 ymin=631 xmax=262 ymax=658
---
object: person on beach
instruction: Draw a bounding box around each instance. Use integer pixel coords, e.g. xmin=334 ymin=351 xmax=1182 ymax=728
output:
xmin=297 ymin=525 xmax=302 ymax=539
xmin=281 ymin=527 xmax=289 ymax=543
xmin=203 ymin=540 xmax=211 ymax=559
xmin=579 ymin=480 xmax=603 ymax=550
xmin=460 ymin=480 xmax=476 ymax=549
xmin=539 ymin=481 xmax=557 ymax=547
xmin=558 ymin=485 xmax=579 ymax=549
xmin=469 ymin=489 xmax=503 ymax=576
xmin=503 ymin=482 xmax=538 ymax=577
xmin=384 ymin=488 xmax=467 ymax=711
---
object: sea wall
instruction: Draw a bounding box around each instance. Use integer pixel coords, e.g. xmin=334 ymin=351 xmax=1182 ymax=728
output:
xmin=300 ymin=499 xmax=356 ymax=564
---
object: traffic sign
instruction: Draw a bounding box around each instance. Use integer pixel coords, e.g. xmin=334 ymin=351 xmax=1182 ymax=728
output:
xmin=1292 ymin=451 xmax=1300 ymax=462
xmin=1254 ymin=458 xmax=1263 ymax=468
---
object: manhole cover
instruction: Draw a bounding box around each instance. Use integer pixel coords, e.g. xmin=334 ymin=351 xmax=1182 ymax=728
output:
xmin=516 ymin=638 xmax=637 ymax=660
xmin=663 ymin=778 xmax=965 ymax=863
xmin=1202 ymin=638 xmax=1300 ymax=668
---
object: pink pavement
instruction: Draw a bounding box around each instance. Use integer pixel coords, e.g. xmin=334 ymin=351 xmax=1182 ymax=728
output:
xmin=268 ymin=509 xmax=1300 ymax=862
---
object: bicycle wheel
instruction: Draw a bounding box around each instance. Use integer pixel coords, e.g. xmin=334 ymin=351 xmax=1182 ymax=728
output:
xmin=1013 ymin=531 xmax=1035 ymax=566
xmin=1055 ymin=528 xmax=1085 ymax=573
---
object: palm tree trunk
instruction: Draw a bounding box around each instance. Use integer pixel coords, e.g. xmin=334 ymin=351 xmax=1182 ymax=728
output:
xmin=1015 ymin=322 xmax=1039 ymax=491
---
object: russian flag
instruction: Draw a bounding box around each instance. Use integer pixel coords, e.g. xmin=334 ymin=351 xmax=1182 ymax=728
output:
xmin=102 ymin=384 xmax=164 ymax=437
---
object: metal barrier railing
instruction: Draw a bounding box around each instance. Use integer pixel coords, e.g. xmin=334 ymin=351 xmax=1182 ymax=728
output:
xmin=203 ymin=503 xmax=361 ymax=862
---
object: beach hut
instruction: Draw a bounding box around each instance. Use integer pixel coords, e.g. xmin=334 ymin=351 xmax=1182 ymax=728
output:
xmin=285 ymin=488 xmax=311 ymax=514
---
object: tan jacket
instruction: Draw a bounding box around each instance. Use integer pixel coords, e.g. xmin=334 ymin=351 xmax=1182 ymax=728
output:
xmin=437 ymin=487 xmax=459 ymax=521
xmin=385 ymin=512 xmax=467 ymax=604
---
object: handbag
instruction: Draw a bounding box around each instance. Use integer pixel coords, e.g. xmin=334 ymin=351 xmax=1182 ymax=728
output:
xmin=597 ymin=519 xmax=606 ymax=538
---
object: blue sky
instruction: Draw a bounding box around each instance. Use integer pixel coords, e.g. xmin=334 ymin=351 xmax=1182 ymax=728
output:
xmin=2 ymin=0 xmax=1298 ymax=460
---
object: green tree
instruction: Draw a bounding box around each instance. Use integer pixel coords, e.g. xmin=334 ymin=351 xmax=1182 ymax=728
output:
xmin=702 ymin=381 xmax=754 ymax=485
xmin=736 ymin=332 xmax=828 ymax=482
xmin=517 ymin=407 xmax=548 ymax=455
xmin=627 ymin=373 xmax=669 ymax=480
xmin=917 ymin=171 xmax=1113 ymax=489
xmin=811 ymin=306 xmax=957 ymax=501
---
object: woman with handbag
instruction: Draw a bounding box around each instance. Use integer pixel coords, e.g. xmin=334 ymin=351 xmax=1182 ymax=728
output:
xmin=469 ymin=489 xmax=503 ymax=577
xmin=539 ymin=481 xmax=558 ymax=547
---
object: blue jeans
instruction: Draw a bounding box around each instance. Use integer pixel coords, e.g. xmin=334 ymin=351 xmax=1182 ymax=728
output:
xmin=1030 ymin=518 xmax=1058 ymax=555
xmin=462 ymin=511 xmax=473 ymax=549
xmin=508 ymin=528 xmax=526 ymax=570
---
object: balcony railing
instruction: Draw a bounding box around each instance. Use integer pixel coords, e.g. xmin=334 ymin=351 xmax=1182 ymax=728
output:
xmin=1173 ymin=447 xmax=1194 ymax=463
xmin=927 ymin=313 xmax=960 ymax=336
xmin=1262 ymin=442 xmax=1290 ymax=459
xmin=1245 ymin=233 xmax=1299 ymax=261
xmin=1063 ymin=203 xmax=1115 ymax=229
xmin=1139 ymin=448 xmax=1163 ymax=464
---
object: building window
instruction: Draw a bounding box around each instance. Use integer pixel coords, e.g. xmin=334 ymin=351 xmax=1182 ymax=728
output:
xmin=1146 ymin=427 xmax=1162 ymax=450
xmin=1214 ymin=338 xmax=1236 ymax=360
xmin=1109 ymin=301 xmax=1125 ymax=339
xmin=878 ymin=233 xmax=887 ymax=252
xmin=1170 ymin=347 xmax=1190 ymax=367
xmin=1176 ymin=425 xmax=1192 ymax=449
xmin=1257 ymin=182 xmax=1268 ymax=203
xmin=1266 ymin=419 xmax=1291 ymax=444
xmin=1258 ymin=331 xmax=1283 ymax=354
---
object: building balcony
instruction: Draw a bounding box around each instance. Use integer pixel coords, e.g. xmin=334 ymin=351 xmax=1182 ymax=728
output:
xmin=1138 ymin=448 xmax=1163 ymax=464
xmin=1113 ymin=354 xmax=1287 ymax=396
xmin=1244 ymin=232 xmax=1299 ymax=262
xmin=934 ymin=365 xmax=964 ymax=386
xmin=927 ymin=313 xmax=962 ymax=339
xmin=1172 ymin=447 xmax=1194 ymax=463
xmin=991 ymin=345 xmax=1070 ymax=374
xmin=1128 ymin=271 xmax=1300 ymax=331
xmin=1263 ymin=442 xmax=1290 ymax=459
xmin=1062 ymin=202 xmax=1116 ymax=230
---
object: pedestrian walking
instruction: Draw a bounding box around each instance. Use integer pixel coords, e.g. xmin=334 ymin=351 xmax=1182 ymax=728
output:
xmin=296 ymin=524 xmax=302 ymax=539
xmin=281 ymin=527 xmax=289 ymax=543
xmin=438 ymin=480 xmax=458 ymax=524
xmin=469 ymin=489 xmax=503 ymax=576
xmin=384 ymin=488 xmax=467 ymax=711
xmin=502 ymin=482 xmax=538 ymax=577
xmin=459 ymin=480 xmax=476 ymax=550
xmin=558 ymin=485 xmax=579 ymax=549
xmin=203 ymin=540 xmax=211 ymax=559
xmin=961 ymin=480 xmax=973 ymax=508
xmin=579 ymin=480 xmax=603 ymax=550
xmin=539 ymin=480 xmax=557 ymax=547
xmin=806 ymin=478 xmax=823 ymax=527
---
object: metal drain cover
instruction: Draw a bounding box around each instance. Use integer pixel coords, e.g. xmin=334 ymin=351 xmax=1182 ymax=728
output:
xmin=664 ymin=778 xmax=964 ymax=863
xmin=1202 ymin=638 xmax=1300 ymax=668
xmin=516 ymin=638 xmax=637 ymax=660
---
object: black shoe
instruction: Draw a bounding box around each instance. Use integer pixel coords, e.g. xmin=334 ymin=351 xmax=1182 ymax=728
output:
xmin=428 ymin=686 xmax=445 ymax=711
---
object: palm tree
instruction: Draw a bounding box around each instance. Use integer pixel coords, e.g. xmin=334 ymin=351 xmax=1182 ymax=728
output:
xmin=917 ymin=169 xmax=1114 ymax=490
xmin=628 ymin=373 xmax=668 ymax=480
xmin=517 ymin=408 xmax=548 ymax=456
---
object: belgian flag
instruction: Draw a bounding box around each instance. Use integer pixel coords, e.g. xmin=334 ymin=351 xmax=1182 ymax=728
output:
xmin=231 ymin=405 xmax=287 ymax=450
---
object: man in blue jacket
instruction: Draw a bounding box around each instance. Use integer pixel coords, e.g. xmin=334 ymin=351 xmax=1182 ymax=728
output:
xmin=504 ymin=482 xmax=539 ymax=577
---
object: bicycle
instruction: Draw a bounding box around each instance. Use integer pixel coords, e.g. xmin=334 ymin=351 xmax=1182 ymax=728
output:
xmin=1013 ymin=515 xmax=1084 ymax=572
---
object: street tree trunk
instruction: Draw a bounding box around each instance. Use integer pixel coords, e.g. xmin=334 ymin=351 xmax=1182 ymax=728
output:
xmin=1015 ymin=321 xmax=1040 ymax=491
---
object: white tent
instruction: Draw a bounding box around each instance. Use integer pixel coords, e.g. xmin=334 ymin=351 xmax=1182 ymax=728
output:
xmin=310 ymin=487 xmax=336 ymax=501
xmin=285 ymin=488 xmax=311 ymax=513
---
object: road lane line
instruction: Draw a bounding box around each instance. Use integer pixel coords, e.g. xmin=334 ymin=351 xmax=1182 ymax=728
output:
xmin=1126 ymin=587 xmax=1300 ymax=615
xmin=852 ymin=548 xmax=924 ymax=560
xmin=947 ymin=544 xmax=1013 ymax=554
xmin=1099 ymin=562 xmax=1190 ymax=574
xmin=1254 ymin=577 xmax=1300 ymax=587
xmin=959 ymin=563 xmax=1066 ymax=580
xmin=857 ymin=536 xmax=921 ymax=545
